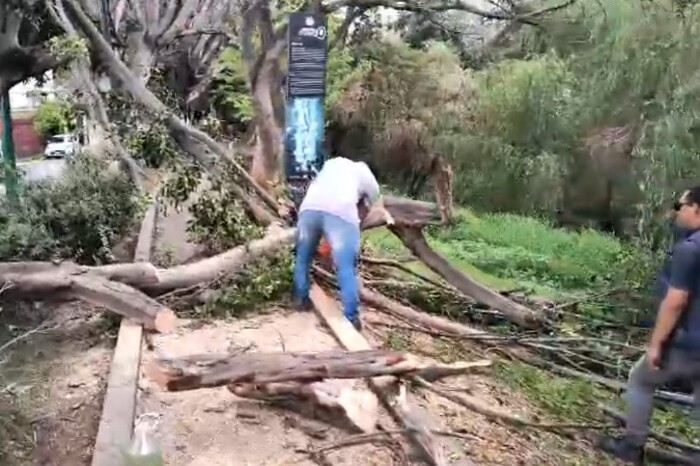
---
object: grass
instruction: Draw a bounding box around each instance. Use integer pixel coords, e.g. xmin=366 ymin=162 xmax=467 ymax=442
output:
xmin=364 ymin=208 xmax=655 ymax=303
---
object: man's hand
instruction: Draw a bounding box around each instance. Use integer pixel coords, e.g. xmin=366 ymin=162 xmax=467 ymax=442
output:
xmin=646 ymin=343 xmax=663 ymax=370
xmin=357 ymin=199 xmax=369 ymax=222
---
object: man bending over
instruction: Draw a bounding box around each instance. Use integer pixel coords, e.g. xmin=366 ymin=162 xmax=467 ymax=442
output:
xmin=293 ymin=157 xmax=380 ymax=330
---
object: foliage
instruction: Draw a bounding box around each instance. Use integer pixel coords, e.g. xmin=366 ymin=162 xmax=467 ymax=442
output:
xmin=186 ymin=168 xmax=263 ymax=252
xmin=48 ymin=35 xmax=88 ymax=63
xmin=33 ymin=98 xmax=77 ymax=139
xmin=0 ymin=155 xmax=141 ymax=264
xmin=211 ymin=47 xmax=255 ymax=125
xmin=125 ymin=119 xmax=180 ymax=168
xmin=366 ymin=208 xmax=655 ymax=297
xmin=495 ymin=361 xmax=605 ymax=423
xmin=197 ymin=252 xmax=294 ymax=318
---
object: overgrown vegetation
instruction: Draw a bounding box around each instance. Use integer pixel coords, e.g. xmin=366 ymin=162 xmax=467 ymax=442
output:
xmin=197 ymin=252 xmax=294 ymax=318
xmin=0 ymin=156 xmax=142 ymax=264
xmin=33 ymin=98 xmax=77 ymax=139
xmin=366 ymin=209 xmax=656 ymax=301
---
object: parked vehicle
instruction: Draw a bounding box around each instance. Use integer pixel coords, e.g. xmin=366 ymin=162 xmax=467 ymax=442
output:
xmin=44 ymin=134 xmax=79 ymax=159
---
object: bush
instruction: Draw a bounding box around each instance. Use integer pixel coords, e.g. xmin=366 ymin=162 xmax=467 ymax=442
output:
xmin=185 ymin=167 xmax=262 ymax=253
xmin=33 ymin=99 xmax=77 ymax=139
xmin=197 ymin=253 xmax=294 ymax=318
xmin=0 ymin=155 xmax=142 ymax=264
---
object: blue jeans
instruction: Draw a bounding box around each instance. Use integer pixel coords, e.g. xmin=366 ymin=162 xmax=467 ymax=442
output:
xmin=293 ymin=210 xmax=361 ymax=323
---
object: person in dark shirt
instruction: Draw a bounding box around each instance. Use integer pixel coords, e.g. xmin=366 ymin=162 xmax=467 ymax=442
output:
xmin=601 ymin=187 xmax=700 ymax=464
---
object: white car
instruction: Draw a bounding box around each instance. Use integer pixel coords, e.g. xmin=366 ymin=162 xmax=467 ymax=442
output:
xmin=44 ymin=134 xmax=79 ymax=159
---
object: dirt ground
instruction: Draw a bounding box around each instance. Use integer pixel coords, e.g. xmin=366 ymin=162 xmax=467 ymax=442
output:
xmin=0 ymin=303 xmax=115 ymax=466
xmin=137 ymin=303 xmax=619 ymax=466
xmin=139 ymin=309 xmax=401 ymax=466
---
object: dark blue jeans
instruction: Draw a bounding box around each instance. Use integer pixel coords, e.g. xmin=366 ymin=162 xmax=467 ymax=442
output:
xmin=293 ymin=210 xmax=361 ymax=323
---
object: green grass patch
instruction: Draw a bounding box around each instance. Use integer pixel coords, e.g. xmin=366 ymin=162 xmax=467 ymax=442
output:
xmin=364 ymin=208 xmax=656 ymax=304
xmin=494 ymin=360 xmax=610 ymax=423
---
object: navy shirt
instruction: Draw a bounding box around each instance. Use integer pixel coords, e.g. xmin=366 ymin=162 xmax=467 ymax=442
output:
xmin=663 ymin=232 xmax=700 ymax=351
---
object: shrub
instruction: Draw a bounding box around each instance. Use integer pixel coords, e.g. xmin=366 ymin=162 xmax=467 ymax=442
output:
xmin=33 ymin=99 xmax=77 ymax=139
xmin=197 ymin=252 xmax=294 ymax=318
xmin=185 ymin=167 xmax=262 ymax=253
xmin=0 ymin=155 xmax=141 ymax=264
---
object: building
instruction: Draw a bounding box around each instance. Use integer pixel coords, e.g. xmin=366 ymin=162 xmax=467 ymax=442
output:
xmin=1 ymin=75 xmax=57 ymax=158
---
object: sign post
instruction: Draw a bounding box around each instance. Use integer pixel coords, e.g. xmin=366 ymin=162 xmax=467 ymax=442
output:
xmin=285 ymin=12 xmax=328 ymax=208
xmin=1 ymin=90 xmax=19 ymax=204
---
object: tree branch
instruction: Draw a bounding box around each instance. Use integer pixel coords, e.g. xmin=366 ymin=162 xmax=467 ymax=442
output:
xmin=330 ymin=6 xmax=365 ymax=50
xmin=323 ymin=0 xmax=576 ymax=26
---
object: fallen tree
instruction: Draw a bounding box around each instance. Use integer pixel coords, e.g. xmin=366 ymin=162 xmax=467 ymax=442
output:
xmin=389 ymin=224 xmax=545 ymax=329
xmin=145 ymin=348 xmax=491 ymax=392
xmin=0 ymin=197 xmax=438 ymax=327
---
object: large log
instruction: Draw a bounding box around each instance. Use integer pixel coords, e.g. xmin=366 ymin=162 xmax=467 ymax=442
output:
xmin=146 ymin=348 xmax=487 ymax=392
xmin=229 ymin=381 xmax=380 ymax=433
xmin=389 ymin=224 xmax=545 ymax=329
xmin=309 ymin=284 xmax=449 ymax=466
xmin=1 ymin=271 xmax=174 ymax=332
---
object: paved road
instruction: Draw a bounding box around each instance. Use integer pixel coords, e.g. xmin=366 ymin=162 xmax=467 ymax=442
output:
xmin=20 ymin=158 xmax=66 ymax=182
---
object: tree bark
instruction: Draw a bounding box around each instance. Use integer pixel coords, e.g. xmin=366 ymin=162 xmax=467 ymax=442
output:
xmin=361 ymin=196 xmax=441 ymax=230
xmin=2 ymin=271 xmax=175 ymax=331
xmin=229 ymin=380 xmax=380 ymax=433
xmin=389 ymin=225 xmax=545 ymax=329
xmin=360 ymin=286 xmax=489 ymax=338
xmin=61 ymin=0 xmax=280 ymax=215
xmin=145 ymin=348 xmax=489 ymax=392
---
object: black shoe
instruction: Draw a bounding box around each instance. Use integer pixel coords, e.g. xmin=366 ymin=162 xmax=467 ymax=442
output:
xmin=351 ymin=319 xmax=362 ymax=332
xmin=598 ymin=435 xmax=644 ymax=465
xmin=293 ymin=297 xmax=313 ymax=312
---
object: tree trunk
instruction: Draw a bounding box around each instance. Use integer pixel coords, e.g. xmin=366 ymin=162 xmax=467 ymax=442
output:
xmin=250 ymin=76 xmax=285 ymax=189
xmin=61 ymin=0 xmax=280 ymax=215
xmin=2 ymin=271 xmax=175 ymax=332
xmin=360 ymin=286 xmax=489 ymax=339
xmin=389 ymin=225 xmax=545 ymax=329
xmin=229 ymin=380 xmax=380 ymax=433
xmin=145 ymin=348 xmax=488 ymax=392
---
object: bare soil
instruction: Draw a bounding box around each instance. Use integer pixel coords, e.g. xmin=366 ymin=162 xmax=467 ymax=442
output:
xmin=137 ymin=303 xmax=620 ymax=466
xmin=0 ymin=303 xmax=115 ymax=466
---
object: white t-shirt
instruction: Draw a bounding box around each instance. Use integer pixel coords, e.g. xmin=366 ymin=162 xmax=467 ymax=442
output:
xmin=299 ymin=157 xmax=380 ymax=225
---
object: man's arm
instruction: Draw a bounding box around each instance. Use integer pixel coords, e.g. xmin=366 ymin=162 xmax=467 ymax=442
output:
xmin=648 ymin=242 xmax=697 ymax=368
xmin=357 ymin=162 xmax=380 ymax=205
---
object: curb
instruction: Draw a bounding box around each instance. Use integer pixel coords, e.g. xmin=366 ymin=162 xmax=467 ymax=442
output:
xmin=91 ymin=200 xmax=158 ymax=466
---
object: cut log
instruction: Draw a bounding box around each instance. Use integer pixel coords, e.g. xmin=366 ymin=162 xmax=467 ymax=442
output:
xmin=229 ymin=381 xmax=379 ymax=433
xmin=0 ymin=272 xmax=174 ymax=332
xmin=389 ymin=224 xmax=544 ymax=329
xmin=309 ymin=283 xmax=449 ymax=466
xmin=147 ymin=226 xmax=296 ymax=293
xmin=146 ymin=348 xmax=488 ymax=392
xmin=363 ymin=196 xmax=441 ymax=231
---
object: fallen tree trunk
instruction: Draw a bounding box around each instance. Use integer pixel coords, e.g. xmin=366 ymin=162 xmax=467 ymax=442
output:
xmin=146 ymin=348 xmax=490 ymax=392
xmin=1 ymin=271 xmax=174 ymax=332
xmin=361 ymin=196 xmax=440 ymax=230
xmin=229 ymin=380 xmax=380 ymax=433
xmin=147 ymin=226 xmax=296 ymax=293
xmin=360 ymin=286 xmax=488 ymax=338
xmin=389 ymin=224 xmax=545 ymax=329
xmin=0 ymin=196 xmax=436 ymax=295
xmin=309 ymin=283 xmax=448 ymax=466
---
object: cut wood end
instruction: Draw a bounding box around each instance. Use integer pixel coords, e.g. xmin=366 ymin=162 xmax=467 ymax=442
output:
xmin=154 ymin=309 xmax=177 ymax=333
xmin=144 ymin=360 xmax=175 ymax=389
